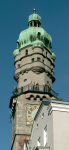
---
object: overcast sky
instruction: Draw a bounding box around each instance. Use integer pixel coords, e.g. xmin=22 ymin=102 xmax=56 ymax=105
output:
xmin=0 ymin=0 xmax=69 ymax=149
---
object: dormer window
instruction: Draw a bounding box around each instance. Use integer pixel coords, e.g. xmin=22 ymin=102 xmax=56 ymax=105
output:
xmin=25 ymin=49 xmax=28 ymax=55
xmin=38 ymin=32 xmax=40 ymax=36
xmin=37 ymin=32 xmax=41 ymax=39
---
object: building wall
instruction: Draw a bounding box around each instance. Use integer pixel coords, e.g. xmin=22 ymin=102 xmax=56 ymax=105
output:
xmin=18 ymin=71 xmax=52 ymax=88
xmin=31 ymin=101 xmax=69 ymax=150
xmin=31 ymin=103 xmax=54 ymax=150
xmin=12 ymin=135 xmax=30 ymax=150
xmin=14 ymin=46 xmax=54 ymax=87
xmin=15 ymin=94 xmax=41 ymax=135
xmin=53 ymin=108 xmax=69 ymax=150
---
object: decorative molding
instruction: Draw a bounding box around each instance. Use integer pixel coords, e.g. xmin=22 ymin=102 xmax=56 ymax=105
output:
xmin=47 ymin=102 xmax=69 ymax=115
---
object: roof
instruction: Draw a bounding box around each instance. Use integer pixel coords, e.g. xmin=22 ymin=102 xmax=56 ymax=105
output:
xmin=51 ymin=52 xmax=56 ymax=60
xmin=13 ymin=11 xmax=55 ymax=57
xmin=34 ymin=99 xmax=69 ymax=121
xmin=28 ymin=13 xmax=41 ymax=23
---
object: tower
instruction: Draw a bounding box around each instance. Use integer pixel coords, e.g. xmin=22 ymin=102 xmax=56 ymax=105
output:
xmin=9 ymin=9 xmax=56 ymax=150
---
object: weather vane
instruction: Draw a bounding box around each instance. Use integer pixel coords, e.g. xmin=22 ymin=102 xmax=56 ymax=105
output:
xmin=33 ymin=8 xmax=36 ymax=13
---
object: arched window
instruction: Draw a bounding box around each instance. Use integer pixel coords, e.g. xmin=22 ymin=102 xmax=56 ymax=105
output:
xmin=25 ymin=49 xmax=28 ymax=55
xmin=37 ymin=32 xmax=41 ymax=39
xmin=34 ymin=21 xmax=37 ymax=27
xmin=24 ymin=79 xmax=27 ymax=82
xmin=30 ymin=22 xmax=32 ymax=27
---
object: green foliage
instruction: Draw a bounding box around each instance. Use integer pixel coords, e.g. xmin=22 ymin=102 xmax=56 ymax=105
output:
xmin=9 ymin=111 xmax=12 ymax=123
xmin=56 ymin=92 xmax=62 ymax=100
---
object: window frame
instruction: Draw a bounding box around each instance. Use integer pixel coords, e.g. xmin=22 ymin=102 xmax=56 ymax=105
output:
xmin=31 ymin=58 xmax=34 ymax=62
xmin=18 ymin=64 xmax=20 ymax=68
xmin=25 ymin=49 xmax=28 ymax=55
xmin=37 ymin=57 xmax=40 ymax=62
xmin=44 ymin=125 xmax=47 ymax=146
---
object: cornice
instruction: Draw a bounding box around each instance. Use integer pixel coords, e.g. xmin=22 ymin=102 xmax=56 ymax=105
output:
xmin=14 ymin=52 xmax=55 ymax=68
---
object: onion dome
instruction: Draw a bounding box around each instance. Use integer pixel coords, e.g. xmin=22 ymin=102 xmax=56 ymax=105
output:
xmin=13 ymin=9 xmax=52 ymax=57
xmin=51 ymin=53 xmax=56 ymax=60
xmin=13 ymin=48 xmax=19 ymax=57
xmin=18 ymin=27 xmax=52 ymax=52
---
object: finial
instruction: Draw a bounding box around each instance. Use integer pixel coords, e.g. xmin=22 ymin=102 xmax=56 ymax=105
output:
xmin=33 ymin=8 xmax=36 ymax=13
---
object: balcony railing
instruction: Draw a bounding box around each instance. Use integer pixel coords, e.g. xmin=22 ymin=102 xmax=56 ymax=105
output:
xmin=12 ymin=83 xmax=58 ymax=98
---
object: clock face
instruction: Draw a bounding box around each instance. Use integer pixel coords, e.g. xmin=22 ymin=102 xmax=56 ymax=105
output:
xmin=26 ymin=104 xmax=39 ymax=125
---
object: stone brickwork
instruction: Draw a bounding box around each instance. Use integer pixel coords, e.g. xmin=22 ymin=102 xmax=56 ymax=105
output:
xmin=15 ymin=94 xmax=41 ymax=135
xmin=11 ymin=92 xmax=55 ymax=150
xmin=11 ymin=135 xmax=30 ymax=150
xmin=11 ymin=93 xmax=41 ymax=150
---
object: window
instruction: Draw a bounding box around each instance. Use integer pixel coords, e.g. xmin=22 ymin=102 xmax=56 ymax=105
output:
xmin=38 ymin=32 xmax=40 ymax=36
xmin=43 ymin=59 xmax=44 ymax=63
xmin=38 ymin=22 xmax=40 ymax=27
xmin=44 ymin=125 xmax=47 ymax=146
xmin=25 ymin=49 xmax=28 ymax=55
xmin=30 ymin=22 xmax=32 ymax=27
xmin=36 ymin=123 xmax=38 ymax=129
xmin=46 ymin=52 xmax=47 ymax=57
xmin=37 ymin=137 xmax=40 ymax=146
xmin=18 ymin=64 xmax=20 ymax=68
xmin=47 ymin=81 xmax=49 ymax=84
xmin=37 ymin=32 xmax=41 ymax=39
xmin=34 ymin=21 xmax=37 ymax=27
xmin=42 ymin=113 xmax=44 ymax=119
xmin=37 ymin=57 xmax=40 ymax=61
xmin=32 ymin=58 xmax=34 ymax=62
xmin=24 ymin=79 xmax=27 ymax=82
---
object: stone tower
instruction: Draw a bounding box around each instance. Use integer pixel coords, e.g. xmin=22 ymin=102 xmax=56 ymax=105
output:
xmin=9 ymin=9 xmax=56 ymax=150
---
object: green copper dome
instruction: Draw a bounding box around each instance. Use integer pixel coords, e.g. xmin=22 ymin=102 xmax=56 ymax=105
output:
xmin=51 ymin=53 xmax=56 ymax=60
xmin=18 ymin=27 xmax=52 ymax=52
xmin=28 ymin=13 xmax=41 ymax=23
xmin=32 ymin=39 xmax=43 ymax=49
xmin=13 ymin=10 xmax=53 ymax=57
xmin=13 ymin=48 xmax=19 ymax=57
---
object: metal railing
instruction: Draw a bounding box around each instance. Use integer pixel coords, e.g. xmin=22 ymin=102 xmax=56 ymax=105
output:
xmin=13 ymin=83 xmax=57 ymax=98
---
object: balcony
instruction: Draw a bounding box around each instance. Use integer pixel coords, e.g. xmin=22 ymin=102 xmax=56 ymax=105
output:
xmin=12 ymin=83 xmax=57 ymax=98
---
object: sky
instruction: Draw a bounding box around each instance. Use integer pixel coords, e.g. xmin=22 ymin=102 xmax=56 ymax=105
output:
xmin=0 ymin=0 xmax=69 ymax=149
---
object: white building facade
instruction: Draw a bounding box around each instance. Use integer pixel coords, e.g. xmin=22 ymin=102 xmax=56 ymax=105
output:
xmin=30 ymin=100 xmax=69 ymax=150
